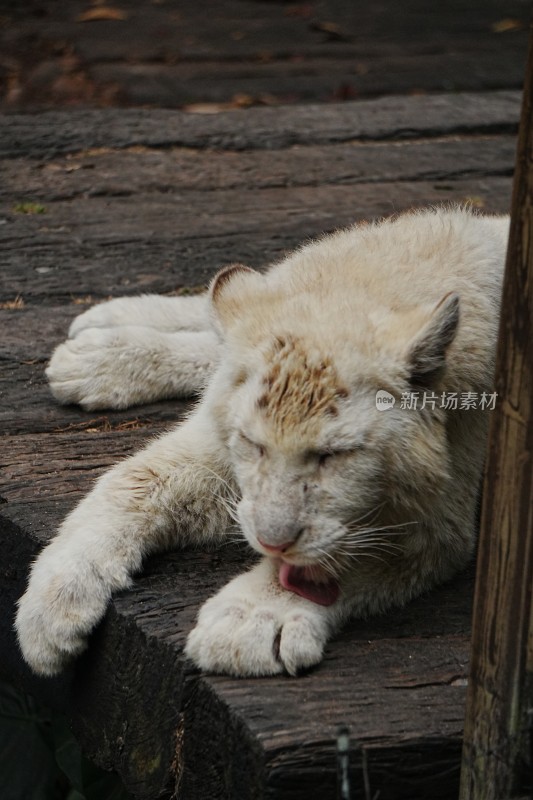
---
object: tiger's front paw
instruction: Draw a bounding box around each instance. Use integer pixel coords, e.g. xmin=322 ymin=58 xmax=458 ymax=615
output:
xmin=46 ymin=327 xmax=151 ymax=410
xmin=185 ymin=566 xmax=330 ymax=677
xmin=15 ymin=557 xmax=112 ymax=676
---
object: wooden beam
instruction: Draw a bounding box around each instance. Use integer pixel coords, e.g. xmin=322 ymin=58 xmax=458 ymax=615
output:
xmin=459 ymin=25 xmax=533 ymax=800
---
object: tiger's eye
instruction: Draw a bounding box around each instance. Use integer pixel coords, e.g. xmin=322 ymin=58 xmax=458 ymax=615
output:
xmin=239 ymin=432 xmax=265 ymax=459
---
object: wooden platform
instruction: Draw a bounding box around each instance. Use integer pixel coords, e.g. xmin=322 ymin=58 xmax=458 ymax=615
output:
xmin=0 ymin=0 xmax=529 ymax=109
xmin=0 ymin=91 xmax=519 ymax=799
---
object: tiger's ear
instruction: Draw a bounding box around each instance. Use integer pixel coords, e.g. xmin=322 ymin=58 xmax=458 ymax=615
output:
xmin=209 ymin=263 xmax=264 ymax=331
xmin=406 ymin=292 xmax=460 ymax=386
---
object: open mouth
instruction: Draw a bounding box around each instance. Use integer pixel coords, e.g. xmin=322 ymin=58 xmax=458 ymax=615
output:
xmin=278 ymin=562 xmax=340 ymax=606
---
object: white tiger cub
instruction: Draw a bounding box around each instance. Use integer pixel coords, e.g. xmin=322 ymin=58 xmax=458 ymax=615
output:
xmin=16 ymin=207 xmax=509 ymax=678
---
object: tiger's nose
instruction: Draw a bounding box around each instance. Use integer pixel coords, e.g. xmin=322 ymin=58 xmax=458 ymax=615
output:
xmin=257 ymin=529 xmax=304 ymax=553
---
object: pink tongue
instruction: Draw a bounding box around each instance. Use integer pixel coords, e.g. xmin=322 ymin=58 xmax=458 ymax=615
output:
xmin=279 ymin=562 xmax=339 ymax=606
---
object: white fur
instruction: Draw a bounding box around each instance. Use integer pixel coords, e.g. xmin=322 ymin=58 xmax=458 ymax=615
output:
xmin=186 ymin=559 xmax=344 ymax=676
xmin=69 ymin=293 xmax=211 ymax=336
xmin=16 ymin=207 xmax=509 ymax=677
xmin=48 ymin=293 xmax=218 ymax=409
xmin=47 ymin=327 xmax=218 ymax=409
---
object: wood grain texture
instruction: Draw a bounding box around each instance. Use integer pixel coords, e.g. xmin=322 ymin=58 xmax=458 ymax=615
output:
xmin=0 ymin=92 xmax=520 ymax=158
xmin=0 ymin=95 xmax=517 ymax=798
xmin=0 ymin=0 xmax=528 ymax=110
xmin=459 ymin=31 xmax=533 ymax=800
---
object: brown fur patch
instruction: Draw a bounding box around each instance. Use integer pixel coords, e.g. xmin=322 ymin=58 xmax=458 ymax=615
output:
xmin=258 ymin=337 xmax=346 ymax=440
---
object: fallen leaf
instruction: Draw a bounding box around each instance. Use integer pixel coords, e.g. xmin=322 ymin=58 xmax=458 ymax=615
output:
xmin=76 ymin=147 xmax=113 ymax=156
xmin=491 ymin=18 xmax=524 ymax=33
xmin=0 ymin=295 xmax=25 ymax=310
xmin=181 ymin=103 xmax=228 ymax=114
xmin=309 ymin=20 xmax=352 ymax=41
xmin=77 ymin=7 xmax=128 ymax=22
xmin=182 ymin=93 xmax=275 ymax=114
xmin=232 ymin=92 xmax=255 ymax=108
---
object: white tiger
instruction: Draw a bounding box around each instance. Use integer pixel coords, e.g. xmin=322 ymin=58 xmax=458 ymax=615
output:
xmin=16 ymin=207 xmax=508 ymax=677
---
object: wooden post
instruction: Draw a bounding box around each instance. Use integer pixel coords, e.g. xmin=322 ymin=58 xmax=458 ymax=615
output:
xmin=459 ymin=25 xmax=533 ymax=800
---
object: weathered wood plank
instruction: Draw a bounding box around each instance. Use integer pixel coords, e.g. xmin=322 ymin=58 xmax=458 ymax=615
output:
xmin=0 ymin=92 xmax=520 ymax=158
xmin=1 ymin=429 xmax=167 ymax=505
xmin=1 ymin=0 xmax=528 ymax=108
xmin=5 ymin=0 xmax=524 ymax=68
xmin=88 ymin=49 xmax=526 ymax=108
xmin=1 ymin=179 xmax=513 ymax=302
xmin=1 ymin=135 xmax=516 ymax=198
